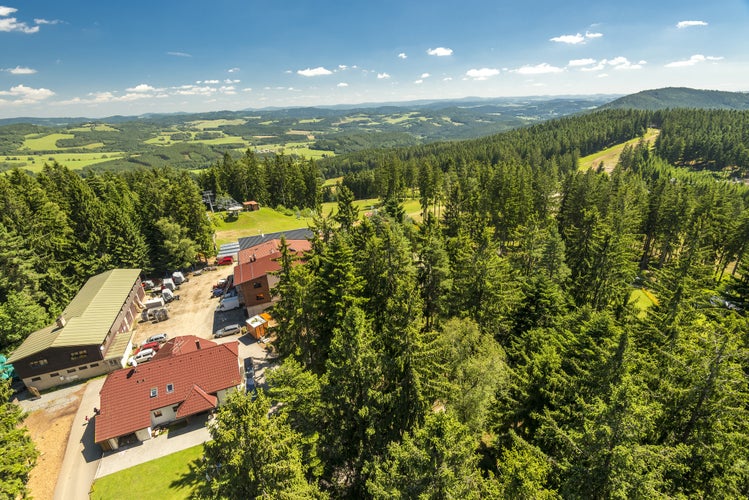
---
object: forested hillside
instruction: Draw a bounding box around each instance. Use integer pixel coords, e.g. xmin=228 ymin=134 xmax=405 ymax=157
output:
xmin=200 ymin=107 xmax=749 ymax=497
xmin=602 ymin=87 xmax=749 ymax=111
xmin=2 ymin=106 xmax=749 ymax=497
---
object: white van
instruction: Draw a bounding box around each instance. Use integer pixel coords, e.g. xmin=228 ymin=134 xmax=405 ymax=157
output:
xmin=216 ymin=296 xmax=241 ymax=312
xmin=130 ymin=348 xmax=156 ymax=365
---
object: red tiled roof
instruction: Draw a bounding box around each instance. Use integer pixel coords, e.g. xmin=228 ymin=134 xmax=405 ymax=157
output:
xmin=176 ymin=385 xmax=218 ymax=418
xmin=95 ymin=340 xmax=241 ymax=444
xmin=233 ymin=253 xmax=281 ymax=286
xmin=151 ymin=335 xmax=217 ymax=361
xmin=237 ymin=239 xmax=310 ymax=265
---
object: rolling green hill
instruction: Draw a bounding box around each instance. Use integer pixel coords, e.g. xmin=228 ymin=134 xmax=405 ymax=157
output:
xmin=601 ymin=87 xmax=749 ymax=111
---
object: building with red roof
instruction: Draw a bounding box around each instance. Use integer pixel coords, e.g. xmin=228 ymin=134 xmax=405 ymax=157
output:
xmin=233 ymin=238 xmax=310 ymax=315
xmin=94 ymin=336 xmax=242 ymax=451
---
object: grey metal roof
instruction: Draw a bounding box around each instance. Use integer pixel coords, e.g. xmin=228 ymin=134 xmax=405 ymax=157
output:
xmin=238 ymin=228 xmax=313 ymax=251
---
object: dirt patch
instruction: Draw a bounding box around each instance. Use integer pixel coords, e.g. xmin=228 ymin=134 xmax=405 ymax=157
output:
xmin=24 ymin=384 xmax=86 ymax=500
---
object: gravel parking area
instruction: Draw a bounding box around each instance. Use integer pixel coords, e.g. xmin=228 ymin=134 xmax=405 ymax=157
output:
xmin=132 ymin=267 xmax=245 ymax=346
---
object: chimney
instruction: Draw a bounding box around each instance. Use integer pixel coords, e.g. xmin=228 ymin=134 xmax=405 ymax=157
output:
xmin=195 ymin=339 xmax=201 ymax=350
xmin=56 ymin=315 xmax=67 ymax=328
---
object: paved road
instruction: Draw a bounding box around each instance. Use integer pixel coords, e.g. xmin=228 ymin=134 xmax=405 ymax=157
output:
xmin=53 ymin=377 xmax=104 ymax=500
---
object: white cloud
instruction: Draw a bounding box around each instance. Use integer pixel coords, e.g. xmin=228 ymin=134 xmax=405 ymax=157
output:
xmin=608 ymin=57 xmax=645 ymax=70
xmin=337 ymin=82 xmax=348 ymax=87
xmin=550 ymin=33 xmax=585 ymax=44
xmin=514 ymin=63 xmax=564 ymax=75
xmin=167 ymin=51 xmax=192 ymax=57
xmin=665 ymin=54 xmax=723 ymax=68
xmin=242 ymin=87 xmax=252 ymax=92
xmin=338 ymin=64 xmax=348 ymax=70
xmin=398 ymin=53 xmax=407 ymax=59
xmin=5 ymin=66 xmax=37 ymax=75
xmin=0 ymin=6 xmax=17 ymax=16
xmin=414 ymin=79 xmax=424 ymax=84
xmin=677 ymin=20 xmax=708 ymax=28
xmin=0 ymin=84 xmax=54 ymax=103
xmin=34 ymin=18 xmax=62 ymax=25
xmin=466 ymin=67 xmax=500 ymax=80
xmin=377 ymin=72 xmax=391 ymax=79
xmin=550 ymin=31 xmax=602 ymax=44
xmin=224 ymin=78 xmax=240 ymax=84
xmin=421 ymin=72 xmax=431 ymax=78
xmin=202 ymin=79 xmax=220 ymax=84
xmin=219 ymin=86 xmax=236 ymax=95
xmin=569 ymin=58 xmax=597 ymax=67
xmin=0 ymin=16 xmax=38 ymax=33
xmin=126 ymin=83 xmax=157 ymax=93
xmin=443 ymin=76 xmax=453 ymax=81
xmin=174 ymin=85 xmax=217 ymax=96
xmin=427 ymin=47 xmax=453 ymax=56
xmin=297 ymin=66 xmax=332 ymax=77
xmin=228 ymin=67 xmax=240 ymax=73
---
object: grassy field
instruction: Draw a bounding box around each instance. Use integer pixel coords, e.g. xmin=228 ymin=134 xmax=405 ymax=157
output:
xmin=90 ymin=445 xmax=202 ymax=500
xmin=68 ymin=124 xmax=119 ymax=132
xmin=579 ymin=128 xmax=660 ymax=172
xmin=22 ymin=133 xmax=75 ymax=151
xmin=211 ymin=198 xmax=423 ymax=246
xmin=188 ymin=119 xmax=246 ymax=130
xmin=2 ymin=152 xmax=124 ymax=172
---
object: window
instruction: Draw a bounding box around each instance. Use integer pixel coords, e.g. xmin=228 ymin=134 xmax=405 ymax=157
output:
xmin=154 ymin=410 xmax=163 ymax=418
xmin=90 ymin=363 xmax=99 ymax=368
xmin=67 ymin=368 xmax=76 ymax=373
xmin=78 ymin=365 xmax=87 ymax=370
xmin=70 ymin=350 xmax=87 ymax=361
xmin=31 ymin=377 xmax=41 ymax=382
xmin=253 ymin=282 xmax=262 ymax=288
xmin=50 ymin=372 xmax=60 ymax=377
xmin=150 ymin=388 xmax=158 ymax=398
xmin=166 ymin=383 xmax=174 ymax=394
xmin=256 ymin=293 xmax=265 ymax=301
xmin=29 ymin=359 xmax=48 ymax=369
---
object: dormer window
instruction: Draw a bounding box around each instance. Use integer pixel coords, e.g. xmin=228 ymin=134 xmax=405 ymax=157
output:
xmin=166 ymin=383 xmax=174 ymax=394
xmin=150 ymin=388 xmax=158 ymax=398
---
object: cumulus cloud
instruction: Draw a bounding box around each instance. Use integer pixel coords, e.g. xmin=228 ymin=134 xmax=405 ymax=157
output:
xmin=421 ymin=72 xmax=431 ymax=78
xmin=242 ymin=87 xmax=253 ymax=92
xmin=0 ymin=6 xmax=16 ymax=16
xmin=224 ymin=78 xmax=240 ymax=84
xmin=5 ymin=66 xmax=37 ymax=74
xmin=414 ymin=79 xmax=424 ymax=84
xmin=126 ymin=83 xmax=157 ymax=93
xmin=377 ymin=72 xmax=391 ymax=79
xmin=0 ymin=17 xmax=38 ymax=33
xmin=338 ymin=64 xmax=348 ymax=70
xmin=465 ymin=68 xmax=500 ymax=80
xmin=665 ymin=54 xmax=723 ymax=68
xmin=677 ymin=20 xmax=707 ymax=28
xmin=550 ymin=31 xmax=602 ymax=44
xmin=513 ymin=63 xmax=564 ymax=75
xmin=167 ymin=51 xmax=192 ymax=57
xmin=580 ymin=57 xmax=645 ymax=71
xmin=228 ymin=67 xmax=240 ymax=73
xmin=427 ymin=47 xmax=453 ymax=56
xmin=398 ymin=52 xmax=407 ymax=59
xmin=297 ymin=66 xmax=332 ymax=77
xmin=0 ymin=84 xmax=54 ymax=103
xmin=337 ymin=82 xmax=348 ymax=87
xmin=568 ymin=58 xmax=597 ymax=67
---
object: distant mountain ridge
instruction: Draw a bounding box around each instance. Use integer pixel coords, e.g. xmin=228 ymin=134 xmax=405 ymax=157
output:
xmin=600 ymin=87 xmax=749 ymax=110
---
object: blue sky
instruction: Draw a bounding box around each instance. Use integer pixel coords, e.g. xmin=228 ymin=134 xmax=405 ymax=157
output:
xmin=1 ymin=0 xmax=748 ymax=118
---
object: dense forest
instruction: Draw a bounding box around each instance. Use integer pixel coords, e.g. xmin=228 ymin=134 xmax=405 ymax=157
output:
xmin=2 ymin=106 xmax=749 ymax=498
xmin=200 ymin=108 xmax=749 ymax=498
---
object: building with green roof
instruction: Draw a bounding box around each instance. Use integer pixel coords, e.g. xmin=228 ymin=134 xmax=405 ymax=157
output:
xmin=8 ymin=269 xmax=145 ymax=391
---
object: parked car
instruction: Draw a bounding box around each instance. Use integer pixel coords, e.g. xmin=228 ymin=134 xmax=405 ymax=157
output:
xmin=140 ymin=341 xmax=161 ymax=352
xmin=145 ymin=333 xmax=169 ymax=344
xmin=131 ymin=348 xmax=156 ymax=364
xmin=214 ymin=323 xmax=242 ymax=338
xmin=217 ymin=256 xmax=234 ymax=266
xmin=211 ymin=287 xmax=225 ymax=298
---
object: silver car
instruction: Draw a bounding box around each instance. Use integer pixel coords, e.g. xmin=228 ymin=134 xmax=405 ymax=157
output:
xmin=214 ymin=324 xmax=242 ymax=338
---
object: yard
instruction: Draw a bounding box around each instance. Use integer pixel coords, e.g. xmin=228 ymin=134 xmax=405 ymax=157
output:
xmin=90 ymin=445 xmax=204 ymax=499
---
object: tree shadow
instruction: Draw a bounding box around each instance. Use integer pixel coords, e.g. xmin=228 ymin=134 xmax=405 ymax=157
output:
xmin=170 ymin=455 xmax=206 ymax=498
